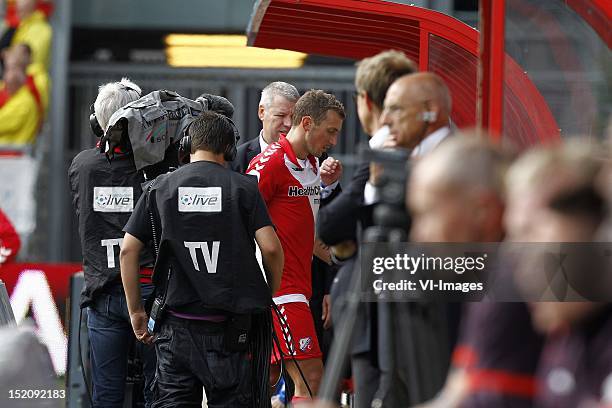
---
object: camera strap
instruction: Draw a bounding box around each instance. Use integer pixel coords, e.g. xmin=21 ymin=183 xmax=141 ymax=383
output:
xmin=146 ymin=179 xmax=172 ymax=297
xmin=146 ymin=179 xmax=172 ymax=334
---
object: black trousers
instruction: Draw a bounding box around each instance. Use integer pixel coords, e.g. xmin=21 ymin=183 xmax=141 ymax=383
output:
xmin=352 ymin=352 xmax=381 ymax=408
xmin=152 ymin=315 xmax=252 ymax=408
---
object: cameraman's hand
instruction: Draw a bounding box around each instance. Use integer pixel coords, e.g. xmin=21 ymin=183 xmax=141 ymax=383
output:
xmin=321 ymin=157 xmax=342 ymax=186
xmin=130 ymin=311 xmax=153 ymax=344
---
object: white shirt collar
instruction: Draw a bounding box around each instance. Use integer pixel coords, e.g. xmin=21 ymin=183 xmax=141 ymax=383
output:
xmin=258 ymin=130 xmax=269 ymax=152
xmin=411 ymin=126 xmax=451 ymax=157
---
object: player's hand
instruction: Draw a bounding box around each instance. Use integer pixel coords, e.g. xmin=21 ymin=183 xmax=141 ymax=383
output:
xmin=130 ymin=311 xmax=153 ymax=344
xmin=321 ymin=157 xmax=343 ymax=186
xmin=322 ymin=295 xmax=332 ymax=329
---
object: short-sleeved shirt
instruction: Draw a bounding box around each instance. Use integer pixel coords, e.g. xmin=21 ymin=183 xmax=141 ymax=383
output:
xmin=124 ymin=160 xmax=273 ymax=314
xmin=247 ymin=135 xmax=320 ymax=301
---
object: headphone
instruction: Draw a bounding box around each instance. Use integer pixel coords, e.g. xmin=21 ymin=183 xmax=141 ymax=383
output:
xmin=89 ymin=104 xmax=104 ymax=138
xmin=421 ymin=110 xmax=437 ymax=123
xmin=178 ymin=115 xmax=240 ymax=165
xmin=89 ymin=83 xmax=142 ymax=138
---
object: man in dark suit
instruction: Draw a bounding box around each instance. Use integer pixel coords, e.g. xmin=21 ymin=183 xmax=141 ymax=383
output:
xmin=317 ymin=50 xmax=417 ymax=408
xmin=231 ymin=81 xmax=300 ymax=173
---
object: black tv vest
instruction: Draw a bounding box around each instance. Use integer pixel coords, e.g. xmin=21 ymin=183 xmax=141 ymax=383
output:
xmin=147 ymin=161 xmax=271 ymax=314
xmin=69 ymin=148 xmax=155 ymax=307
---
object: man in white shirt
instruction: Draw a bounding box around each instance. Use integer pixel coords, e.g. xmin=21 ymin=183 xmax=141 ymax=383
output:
xmin=364 ymin=72 xmax=455 ymax=405
xmin=366 ymin=72 xmax=452 ymax=203
xmin=381 ymin=71 xmax=452 ymax=153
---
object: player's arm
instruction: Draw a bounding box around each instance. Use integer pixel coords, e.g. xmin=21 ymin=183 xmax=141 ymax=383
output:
xmin=255 ymin=226 xmax=284 ymax=294
xmin=120 ymin=232 xmax=144 ymax=316
xmin=120 ymin=232 xmax=153 ymax=344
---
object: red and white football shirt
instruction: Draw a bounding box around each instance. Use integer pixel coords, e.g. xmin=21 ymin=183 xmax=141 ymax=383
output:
xmin=247 ymin=135 xmax=320 ymax=301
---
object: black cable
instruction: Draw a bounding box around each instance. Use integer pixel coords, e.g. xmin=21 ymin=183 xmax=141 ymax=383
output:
xmin=268 ymin=339 xmax=284 ymax=389
xmin=270 ymin=320 xmax=292 ymax=404
xmin=250 ymin=310 xmax=273 ymax=408
xmin=78 ymin=308 xmax=93 ymax=406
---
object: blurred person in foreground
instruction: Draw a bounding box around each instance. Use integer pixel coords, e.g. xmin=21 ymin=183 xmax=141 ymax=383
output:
xmin=504 ymin=141 xmax=612 ymax=408
xmin=248 ymin=90 xmax=345 ymax=405
xmin=68 ymin=78 xmax=157 ymax=407
xmin=317 ymin=49 xmax=417 ymax=408
xmin=408 ymin=134 xmax=544 ymax=408
xmin=0 ymin=51 xmax=39 ymax=146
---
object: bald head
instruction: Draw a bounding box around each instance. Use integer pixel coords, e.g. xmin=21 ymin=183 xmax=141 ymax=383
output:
xmin=381 ymin=72 xmax=452 ymax=149
xmin=414 ymin=134 xmax=507 ymax=195
xmin=396 ymin=72 xmax=451 ymax=113
xmin=408 ymin=133 xmax=509 ymax=242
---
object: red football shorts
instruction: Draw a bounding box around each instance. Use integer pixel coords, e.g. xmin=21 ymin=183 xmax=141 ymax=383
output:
xmin=271 ymin=302 xmax=322 ymax=364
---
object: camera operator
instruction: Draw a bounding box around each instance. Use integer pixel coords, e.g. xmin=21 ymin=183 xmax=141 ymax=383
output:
xmin=120 ymin=111 xmax=284 ymax=407
xmin=68 ymin=78 xmax=157 ymax=407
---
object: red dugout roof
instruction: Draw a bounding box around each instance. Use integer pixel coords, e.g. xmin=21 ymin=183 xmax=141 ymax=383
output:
xmin=247 ymin=0 xmax=561 ymax=146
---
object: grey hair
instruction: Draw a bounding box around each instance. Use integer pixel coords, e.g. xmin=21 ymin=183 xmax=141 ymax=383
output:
xmin=259 ymin=81 xmax=299 ymax=108
xmin=94 ymin=77 xmax=141 ymax=130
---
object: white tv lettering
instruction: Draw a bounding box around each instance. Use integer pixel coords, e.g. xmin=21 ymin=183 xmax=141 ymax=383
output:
xmin=184 ymin=241 xmax=220 ymax=273
xmin=100 ymin=238 xmax=123 ymax=268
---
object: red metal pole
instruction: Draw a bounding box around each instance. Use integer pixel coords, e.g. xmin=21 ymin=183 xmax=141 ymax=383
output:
xmin=419 ymin=29 xmax=429 ymax=71
xmin=478 ymin=0 xmax=505 ymax=140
